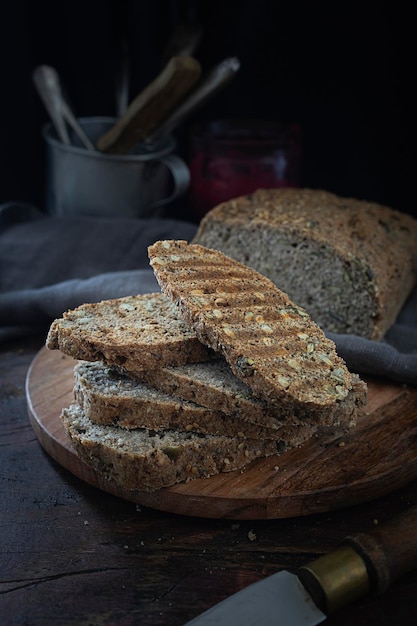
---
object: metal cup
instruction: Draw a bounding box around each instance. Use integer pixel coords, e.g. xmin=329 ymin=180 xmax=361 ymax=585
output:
xmin=43 ymin=117 xmax=190 ymax=218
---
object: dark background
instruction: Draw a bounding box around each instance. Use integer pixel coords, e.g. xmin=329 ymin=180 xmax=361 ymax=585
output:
xmin=1 ymin=0 xmax=416 ymax=219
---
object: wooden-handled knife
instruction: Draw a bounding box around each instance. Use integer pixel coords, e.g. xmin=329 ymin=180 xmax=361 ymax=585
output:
xmin=145 ymin=56 xmax=240 ymax=146
xmin=183 ymin=505 xmax=417 ymax=625
xmin=96 ymin=55 xmax=201 ymax=154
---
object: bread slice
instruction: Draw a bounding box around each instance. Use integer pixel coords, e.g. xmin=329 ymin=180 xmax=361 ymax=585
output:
xmin=192 ymin=188 xmax=417 ymax=340
xmin=46 ymin=292 xmax=212 ymax=371
xmin=148 ymin=239 xmax=367 ymax=421
xmin=139 ymin=357 xmax=360 ymax=429
xmin=73 ymin=360 xmax=299 ymax=440
xmin=61 ymin=403 xmax=282 ymax=491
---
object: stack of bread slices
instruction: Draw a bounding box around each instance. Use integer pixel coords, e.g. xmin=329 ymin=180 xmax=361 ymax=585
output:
xmin=46 ymin=240 xmax=367 ymax=492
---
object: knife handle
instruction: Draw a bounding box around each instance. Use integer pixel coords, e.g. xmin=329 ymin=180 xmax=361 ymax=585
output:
xmin=299 ymin=505 xmax=417 ymax=615
xmin=344 ymin=504 xmax=417 ymax=594
xmin=145 ymin=57 xmax=240 ymax=145
xmin=97 ymin=55 xmax=201 ymax=154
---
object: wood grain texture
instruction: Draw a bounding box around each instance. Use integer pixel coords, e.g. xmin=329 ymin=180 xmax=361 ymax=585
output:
xmin=26 ymin=347 xmax=417 ymax=520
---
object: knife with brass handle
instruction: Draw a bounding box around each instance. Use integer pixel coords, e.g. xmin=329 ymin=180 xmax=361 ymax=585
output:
xmin=184 ymin=505 xmax=417 ymax=625
xmin=96 ymin=55 xmax=201 ymax=154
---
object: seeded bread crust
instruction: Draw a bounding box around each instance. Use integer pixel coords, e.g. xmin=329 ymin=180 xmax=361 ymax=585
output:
xmin=74 ymin=360 xmax=294 ymax=440
xmin=148 ymin=240 xmax=367 ymax=421
xmin=46 ymin=292 xmax=212 ymax=370
xmin=192 ymin=188 xmax=417 ymax=340
xmin=61 ymin=403 xmax=281 ymax=491
xmin=138 ymin=358 xmax=359 ymax=429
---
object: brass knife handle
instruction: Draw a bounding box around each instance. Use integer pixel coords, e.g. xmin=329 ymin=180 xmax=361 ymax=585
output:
xmin=299 ymin=505 xmax=417 ymax=615
xmin=344 ymin=504 xmax=417 ymax=594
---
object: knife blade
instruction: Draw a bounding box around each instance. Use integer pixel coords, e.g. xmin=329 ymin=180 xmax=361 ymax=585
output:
xmin=184 ymin=570 xmax=326 ymax=625
xmin=183 ymin=505 xmax=417 ymax=625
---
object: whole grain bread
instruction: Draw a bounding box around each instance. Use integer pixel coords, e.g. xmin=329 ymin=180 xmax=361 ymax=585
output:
xmin=46 ymin=292 xmax=212 ymax=370
xmin=192 ymin=188 xmax=417 ymax=340
xmin=148 ymin=239 xmax=367 ymax=422
xmin=139 ymin=357 xmax=360 ymax=429
xmin=73 ymin=360 xmax=297 ymax=440
xmin=61 ymin=403 xmax=281 ymax=491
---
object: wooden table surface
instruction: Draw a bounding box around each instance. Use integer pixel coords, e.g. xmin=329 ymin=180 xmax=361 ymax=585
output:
xmin=2 ymin=334 xmax=417 ymax=626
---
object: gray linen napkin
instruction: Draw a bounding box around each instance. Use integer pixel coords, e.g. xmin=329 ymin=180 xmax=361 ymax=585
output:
xmin=0 ymin=202 xmax=196 ymax=340
xmin=1 ymin=202 xmax=416 ymax=385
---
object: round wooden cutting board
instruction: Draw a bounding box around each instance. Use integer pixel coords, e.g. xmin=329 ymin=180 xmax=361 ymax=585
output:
xmin=26 ymin=347 xmax=417 ymax=520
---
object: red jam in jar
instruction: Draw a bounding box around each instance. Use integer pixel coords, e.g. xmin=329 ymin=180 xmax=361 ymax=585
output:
xmin=188 ymin=119 xmax=302 ymax=219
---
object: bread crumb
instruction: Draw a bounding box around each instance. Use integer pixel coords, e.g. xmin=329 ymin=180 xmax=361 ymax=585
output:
xmin=248 ymin=530 xmax=257 ymax=541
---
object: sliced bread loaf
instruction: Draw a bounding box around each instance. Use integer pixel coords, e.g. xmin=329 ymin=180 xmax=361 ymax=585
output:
xmin=61 ymin=403 xmax=282 ymax=491
xmin=148 ymin=239 xmax=367 ymax=421
xmin=73 ymin=360 xmax=296 ymax=440
xmin=192 ymin=188 xmax=417 ymax=339
xmin=139 ymin=357 xmax=360 ymax=429
xmin=46 ymin=292 xmax=212 ymax=370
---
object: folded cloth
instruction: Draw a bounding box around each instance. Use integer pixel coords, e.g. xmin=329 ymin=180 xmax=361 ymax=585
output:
xmin=1 ymin=202 xmax=416 ymax=385
xmin=0 ymin=202 xmax=197 ymax=341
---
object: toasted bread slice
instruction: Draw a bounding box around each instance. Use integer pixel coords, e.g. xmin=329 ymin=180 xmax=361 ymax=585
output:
xmin=148 ymin=240 xmax=367 ymax=421
xmin=46 ymin=292 xmax=212 ymax=371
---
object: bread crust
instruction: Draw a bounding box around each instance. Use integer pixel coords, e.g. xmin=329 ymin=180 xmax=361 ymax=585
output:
xmin=138 ymin=358 xmax=359 ymax=430
xmin=192 ymin=188 xmax=417 ymax=339
xmin=46 ymin=292 xmax=212 ymax=370
xmin=61 ymin=404 xmax=281 ymax=491
xmin=74 ymin=360 xmax=301 ymax=441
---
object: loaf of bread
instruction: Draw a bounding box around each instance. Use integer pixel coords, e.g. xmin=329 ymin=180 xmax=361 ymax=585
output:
xmin=73 ymin=360 xmax=297 ymax=440
xmin=148 ymin=240 xmax=367 ymax=423
xmin=192 ymin=188 xmax=417 ymax=340
xmin=46 ymin=292 xmax=212 ymax=371
xmin=61 ymin=403 xmax=280 ymax=491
